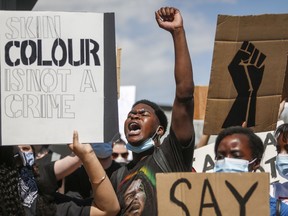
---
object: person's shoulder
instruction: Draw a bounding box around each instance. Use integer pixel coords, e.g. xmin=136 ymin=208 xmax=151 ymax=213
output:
xmin=273 ymin=181 xmax=288 ymax=192
xmin=110 ymin=165 xmax=128 ymax=189
xmin=269 ymin=196 xmax=288 ymax=216
xmin=270 ymin=196 xmax=277 ymax=213
xmin=280 ymin=200 xmax=288 ymax=215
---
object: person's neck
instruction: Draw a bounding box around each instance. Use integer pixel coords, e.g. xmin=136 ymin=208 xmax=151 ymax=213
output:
xmin=132 ymin=147 xmax=154 ymax=162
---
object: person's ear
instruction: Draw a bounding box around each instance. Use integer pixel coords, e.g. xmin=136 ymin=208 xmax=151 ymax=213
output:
xmin=156 ymin=125 xmax=165 ymax=137
xmin=153 ymin=126 xmax=165 ymax=147
xmin=251 ymin=159 xmax=261 ymax=172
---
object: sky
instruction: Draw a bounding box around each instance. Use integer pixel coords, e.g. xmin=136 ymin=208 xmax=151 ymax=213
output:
xmin=33 ymin=0 xmax=288 ymax=106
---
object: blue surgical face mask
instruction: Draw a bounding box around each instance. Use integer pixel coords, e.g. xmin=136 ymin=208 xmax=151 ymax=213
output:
xmin=214 ymin=157 xmax=256 ymax=173
xmin=126 ymin=126 xmax=159 ymax=154
xmin=21 ymin=152 xmax=35 ymax=167
xmin=276 ymin=154 xmax=288 ymax=180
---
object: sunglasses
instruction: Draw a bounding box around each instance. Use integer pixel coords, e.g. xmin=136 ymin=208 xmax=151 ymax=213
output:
xmin=112 ymin=152 xmax=129 ymax=159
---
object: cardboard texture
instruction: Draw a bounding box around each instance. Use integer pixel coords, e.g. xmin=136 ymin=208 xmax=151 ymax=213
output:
xmin=194 ymin=86 xmax=208 ymax=120
xmin=204 ymin=14 xmax=288 ymax=135
xmin=156 ymin=172 xmax=269 ymax=216
xmin=282 ymin=57 xmax=288 ymax=101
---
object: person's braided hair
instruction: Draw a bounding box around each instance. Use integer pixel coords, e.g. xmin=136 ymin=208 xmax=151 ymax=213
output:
xmin=0 ymin=146 xmax=25 ymax=216
xmin=0 ymin=146 xmax=56 ymax=216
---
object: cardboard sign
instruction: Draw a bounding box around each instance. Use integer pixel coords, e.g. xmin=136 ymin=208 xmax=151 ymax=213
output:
xmin=194 ymin=86 xmax=208 ymax=120
xmin=193 ymin=129 xmax=287 ymax=184
xmin=0 ymin=11 xmax=118 ymax=145
xmin=204 ymin=14 xmax=288 ymax=135
xmin=156 ymin=172 xmax=269 ymax=216
xmin=282 ymin=58 xmax=288 ymax=100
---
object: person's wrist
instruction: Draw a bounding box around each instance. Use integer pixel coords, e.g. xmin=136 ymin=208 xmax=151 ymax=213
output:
xmin=173 ymin=25 xmax=184 ymax=32
xmin=171 ymin=26 xmax=184 ymax=35
xmin=80 ymin=151 xmax=96 ymax=163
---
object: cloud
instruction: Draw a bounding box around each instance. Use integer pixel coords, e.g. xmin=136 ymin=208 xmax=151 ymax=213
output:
xmin=34 ymin=0 xmax=287 ymax=105
xmin=34 ymin=0 xmax=217 ymax=104
xmin=114 ymin=4 xmax=215 ymax=103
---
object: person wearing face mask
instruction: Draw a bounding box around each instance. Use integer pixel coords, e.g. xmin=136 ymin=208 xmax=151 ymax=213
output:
xmin=271 ymin=123 xmax=288 ymax=205
xmin=16 ymin=145 xmax=38 ymax=213
xmin=0 ymin=133 xmax=120 ymax=216
xmin=18 ymin=145 xmax=36 ymax=166
xmin=214 ymin=126 xmax=288 ymax=216
xmin=213 ymin=127 xmax=263 ymax=173
xmin=112 ymin=139 xmax=130 ymax=165
xmin=110 ymin=7 xmax=195 ymax=216
xmin=14 ymin=144 xmax=84 ymax=215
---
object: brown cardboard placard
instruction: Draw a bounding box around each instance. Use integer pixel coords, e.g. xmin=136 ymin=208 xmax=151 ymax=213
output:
xmin=156 ymin=172 xmax=269 ymax=216
xmin=204 ymin=14 xmax=288 ymax=135
xmin=194 ymin=86 xmax=208 ymax=120
xmin=282 ymin=57 xmax=288 ymax=101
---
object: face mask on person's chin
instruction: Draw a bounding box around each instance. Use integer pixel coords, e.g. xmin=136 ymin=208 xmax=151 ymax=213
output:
xmin=126 ymin=126 xmax=160 ymax=154
xmin=214 ymin=157 xmax=257 ymax=173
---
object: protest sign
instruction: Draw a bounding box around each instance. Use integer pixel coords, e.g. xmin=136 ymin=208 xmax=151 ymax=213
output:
xmin=282 ymin=59 xmax=288 ymax=100
xmin=204 ymin=13 xmax=288 ymax=135
xmin=0 ymin=11 xmax=118 ymax=145
xmin=194 ymin=86 xmax=208 ymax=120
xmin=118 ymin=85 xmax=136 ymax=142
xmin=156 ymin=172 xmax=269 ymax=216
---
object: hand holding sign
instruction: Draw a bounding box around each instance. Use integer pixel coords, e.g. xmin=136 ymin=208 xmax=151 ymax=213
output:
xmin=68 ymin=131 xmax=93 ymax=160
xmin=222 ymin=41 xmax=266 ymax=128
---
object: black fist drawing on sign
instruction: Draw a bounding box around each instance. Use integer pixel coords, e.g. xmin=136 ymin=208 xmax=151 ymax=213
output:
xmin=222 ymin=41 xmax=266 ymax=128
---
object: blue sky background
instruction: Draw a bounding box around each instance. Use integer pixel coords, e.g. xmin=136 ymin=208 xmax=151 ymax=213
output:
xmin=34 ymin=0 xmax=288 ymax=105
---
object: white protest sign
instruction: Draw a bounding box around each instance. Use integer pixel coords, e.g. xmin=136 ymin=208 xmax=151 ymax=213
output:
xmin=0 ymin=11 xmax=118 ymax=145
xmin=118 ymin=85 xmax=136 ymax=142
xmin=117 ymin=85 xmax=136 ymax=161
xmin=193 ymin=130 xmax=286 ymax=183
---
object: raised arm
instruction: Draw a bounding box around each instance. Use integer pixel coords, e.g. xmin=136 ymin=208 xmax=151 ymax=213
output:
xmin=155 ymin=7 xmax=194 ymax=144
xmin=68 ymin=131 xmax=120 ymax=216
